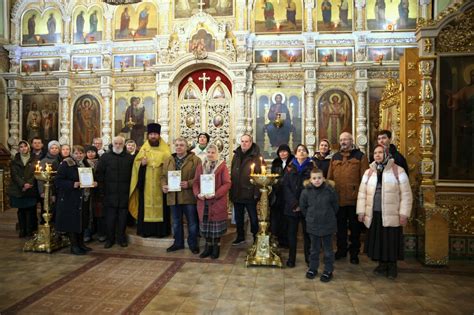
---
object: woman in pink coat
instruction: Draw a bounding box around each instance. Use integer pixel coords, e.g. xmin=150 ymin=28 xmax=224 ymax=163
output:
xmin=193 ymin=144 xmax=231 ymax=259
xmin=357 ymin=145 xmax=412 ymax=279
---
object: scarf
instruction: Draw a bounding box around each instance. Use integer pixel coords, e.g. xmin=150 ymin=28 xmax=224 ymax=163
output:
xmin=292 ymin=157 xmax=311 ymax=174
xmin=375 ymin=148 xmax=390 ymax=183
xmin=20 ymin=153 xmax=30 ymax=166
xmin=202 ymin=158 xmax=224 ymax=174
xmin=174 ymin=154 xmax=187 ymax=170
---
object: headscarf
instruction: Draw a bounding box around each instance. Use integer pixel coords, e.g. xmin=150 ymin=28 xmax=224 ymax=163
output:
xmin=47 ymin=140 xmax=60 ymax=152
xmin=19 ymin=140 xmax=31 ymax=166
xmin=374 ymin=144 xmax=390 ymax=184
xmin=202 ymin=143 xmax=223 ymax=174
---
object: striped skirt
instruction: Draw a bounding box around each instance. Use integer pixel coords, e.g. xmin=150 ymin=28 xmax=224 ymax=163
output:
xmin=200 ymin=203 xmax=227 ymax=239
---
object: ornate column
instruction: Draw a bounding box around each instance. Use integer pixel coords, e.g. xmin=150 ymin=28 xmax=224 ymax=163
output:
xmin=159 ymin=2 xmax=170 ymax=34
xmin=235 ymin=81 xmax=247 ymax=145
xmin=304 ymin=79 xmax=316 ymax=155
xmin=419 ymin=0 xmax=431 ymax=21
xmin=354 ymin=0 xmax=366 ymax=31
xmin=63 ymin=17 xmax=71 ymax=44
xmin=104 ymin=7 xmax=114 ymax=42
xmin=245 ymin=81 xmax=254 ymax=135
xmin=100 ymin=76 xmax=112 ymax=147
xmin=157 ymin=81 xmax=170 ymax=143
xmin=355 ymin=71 xmax=368 ymax=153
xmin=7 ymin=84 xmax=20 ymax=155
xmin=58 ymin=79 xmax=71 ymax=145
xmin=305 ymin=1 xmax=314 ymax=32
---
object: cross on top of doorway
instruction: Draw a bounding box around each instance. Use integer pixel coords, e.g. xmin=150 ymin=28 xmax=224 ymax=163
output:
xmin=198 ymin=0 xmax=205 ymax=12
xmin=199 ymin=72 xmax=211 ymax=92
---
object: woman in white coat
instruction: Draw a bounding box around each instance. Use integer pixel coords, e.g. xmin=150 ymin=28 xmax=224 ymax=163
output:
xmin=357 ymin=145 xmax=412 ymax=279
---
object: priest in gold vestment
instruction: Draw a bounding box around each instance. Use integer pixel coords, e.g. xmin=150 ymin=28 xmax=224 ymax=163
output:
xmin=129 ymin=123 xmax=172 ymax=237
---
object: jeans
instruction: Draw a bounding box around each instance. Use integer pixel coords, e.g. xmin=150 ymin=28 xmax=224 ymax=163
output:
xmin=336 ymin=205 xmax=363 ymax=256
xmin=105 ymin=207 xmax=128 ymax=243
xmin=286 ymin=215 xmax=310 ymax=264
xmin=233 ymin=202 xmax=258 ymax=240
xmin=309 ymin=234 xmax=334 ymax=273
xmin=170 ymin=204 xmax=198 ymax=249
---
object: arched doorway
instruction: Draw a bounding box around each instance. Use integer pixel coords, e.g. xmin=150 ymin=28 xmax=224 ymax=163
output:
xmin=174 ymin=69 xmax=233 ymax=162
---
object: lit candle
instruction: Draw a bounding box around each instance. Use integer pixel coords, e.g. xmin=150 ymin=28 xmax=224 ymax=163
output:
xmin=250 ymin=163 xmax=255 ymax=175
xmin=35 ymin=161 xmax=40 ymax=172
xmin=262 ymin=165 xmax=267 ymax=175
xmin=45 ymin=163 xmax=52 ymax=173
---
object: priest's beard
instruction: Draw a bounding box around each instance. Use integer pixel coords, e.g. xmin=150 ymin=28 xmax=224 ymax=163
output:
xmin=149 ymin=138 xmax=160 ymax=147
xmin=113 ymin=147 xmax=123 ymax=154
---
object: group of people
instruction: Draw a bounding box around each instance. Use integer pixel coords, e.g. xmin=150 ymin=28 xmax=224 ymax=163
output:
xmin=9 ymin=124 xmax=412 ymax=281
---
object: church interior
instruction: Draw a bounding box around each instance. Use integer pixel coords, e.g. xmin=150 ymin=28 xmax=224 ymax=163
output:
xmin=0 ymin=0 xmax=473 ymax=313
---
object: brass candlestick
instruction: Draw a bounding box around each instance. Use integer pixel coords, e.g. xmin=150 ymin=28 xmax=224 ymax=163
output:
xmin=246 ymin=169 xmax=282 ymax=267
xmin=24 ymin=163 xmax=69 ymax=253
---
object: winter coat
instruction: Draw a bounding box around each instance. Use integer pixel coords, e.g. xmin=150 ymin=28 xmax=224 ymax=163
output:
xmin=55 ymin=158 xmax=88 ymax=233
xmin=327 ymin=147 xmax=369 ymax=207
xmin=356 ymin=159 xmax=412 ymax=228
xmin=193 ymin=161 xmax=231 ymax=222
xmin=300 ymin=182 xmax=339 ymax=236
xmin=38 ymin=153 xmax=61 ymax=196
xmin=282 ymin=158 xmax=316 ymax=217
xmin=269 ymin=154 xmax=294 ymax=208
xmin=230 ymin=144 xmax=262 ymax=203
xmin=312 ymin=152 xmax=332 ymax=178
xmin=8 ymin=153 xmax=37 ymax=199
xmin=161 ymin=152 xmax=201 ymax=206
xmin=95 ymin=150 xmax=134 ymax=209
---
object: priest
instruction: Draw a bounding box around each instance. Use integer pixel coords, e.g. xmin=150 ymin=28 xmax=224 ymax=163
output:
xmin=129 ymin=123 xmax=171 ymax=237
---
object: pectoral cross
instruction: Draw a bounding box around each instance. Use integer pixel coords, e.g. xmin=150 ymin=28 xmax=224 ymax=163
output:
xmin=198 ymin=0 xmax=205 ymax=12
xmin=199 ymin=72 xmax=211 ymax=93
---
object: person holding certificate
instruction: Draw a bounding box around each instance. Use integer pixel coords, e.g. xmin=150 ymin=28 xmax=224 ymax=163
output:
xmin=161 ymin=138 xmax=201 ymax=254
xmin=193 ymin=144 xmax=231 ymax=259
xmin=55 ymin=145 xmax=97 ymax=255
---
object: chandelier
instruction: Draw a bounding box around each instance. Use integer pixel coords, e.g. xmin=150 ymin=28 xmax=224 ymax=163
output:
xmin=104 ymin=0 xmax=142 ymax=4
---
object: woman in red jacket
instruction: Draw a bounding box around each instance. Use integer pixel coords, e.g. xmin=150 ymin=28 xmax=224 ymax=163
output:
xmin=193 ymin=144 xmax=231 ymax=259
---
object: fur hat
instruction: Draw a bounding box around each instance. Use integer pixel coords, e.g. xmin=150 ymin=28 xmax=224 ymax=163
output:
xmin=48 ymin=140 xmax=60 ymax=151
xmin=147 ymin=123 xmax=161 ymax=134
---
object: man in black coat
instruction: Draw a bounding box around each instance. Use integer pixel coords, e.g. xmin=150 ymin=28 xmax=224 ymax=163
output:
xmin=377 ymin=130 xmax=409 ymax=176
xmin=96 ymin=136 xmax=134 ymax=248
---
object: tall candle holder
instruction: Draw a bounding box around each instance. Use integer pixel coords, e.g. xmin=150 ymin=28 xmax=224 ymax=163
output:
xmin=246 ymin=165 xmax=282 ymax=267
xmin=24 ymin=163 xmax=69 ymax=253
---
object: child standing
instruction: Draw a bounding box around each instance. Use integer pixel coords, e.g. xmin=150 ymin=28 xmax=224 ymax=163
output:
xmin=299 ymin=169 xmax=338 ymax=282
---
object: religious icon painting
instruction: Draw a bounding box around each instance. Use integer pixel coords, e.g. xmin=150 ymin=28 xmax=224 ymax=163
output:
xmin=438 ymin=55 xmax=474 ymax=180
xmin=114 ymin=91 xmax=156 ymax=148
xmin=317 ymin=89 xmax=353 ymax=150
xmin=279 ymin=49 xmax=303 ymax=64
xmin=87 ymin=56 xmax=102 ymax=69
xmin=335 ymin=48 xmax=353 ymax=63
xmin=254 ymin=0 xmax=303 ymax=34
xmin=22 ymin=94 xmax=59 ymax=144
xmin=189 ymin=29 xmax=216 ymax=54
xmin=366 ymin=0 xmax=417 ymax=31
xmin=368 ymin=86 xmax=384 ymax=150
xmin=114 ymin=4 xmax=158 ymax=40
xmin=40 ymin=59 xmax=60 ymax=72
xmin=255 ymin=50 xmax=278 ymax=64
xmin=317 ymin=48 xmax=335 ymax=63
xmin=21 ymin=9 xmax=62 ymax=45
xmin=174 ymin=0 xmax=234 ymax=19
xmin=393 ymin=47 xmax=406 ymax=60
xmin=135 ymin=54 xmax=156 ymax=67
xmin=317 ymin=0 xmax=353 ymax=32
xmin=255 ymin=87 xmax=303 ymax=159
xmin=21 ymin=60 xmax=40 ymax=73
xmin=72 ymin=95 xmax=101 ymax=146
xmin=114 ymin=55 xmax=134 ymax=69
xmin=368 ymin=47 xmax=392 ymax=62
xmin=71 ymin=56 xmax=88 ymax=71
xmin=72 ymin=6 xmax=104 ymax=43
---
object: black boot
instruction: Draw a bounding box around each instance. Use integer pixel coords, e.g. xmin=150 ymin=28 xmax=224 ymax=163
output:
xmin=211 ymin=239 xmax=220 ymax=259
xmin=373 ymin=261 xmax=388 ymax=276
xmin=69 ymin=233 xmax=86 ymax=255
xmin=78 ymin=232 xmax=92 ymax=251
xmin=199 ymin=242 xmax=213 ymax=258
xmin=387 ymin=262 xmax=398 ymax=280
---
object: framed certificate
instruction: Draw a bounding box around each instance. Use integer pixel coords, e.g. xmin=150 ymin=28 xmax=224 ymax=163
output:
xmin=168 ymin=170 xmax=181 ymax=192
xmin=78 ymin=167 xmax=94 ymax=188
xmin=200 ymin=174 xmax=215 ymax=196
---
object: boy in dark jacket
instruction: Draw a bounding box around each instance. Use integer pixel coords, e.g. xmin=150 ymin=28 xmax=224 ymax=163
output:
xmin=300 ymin=169 xmax=338 ymax=282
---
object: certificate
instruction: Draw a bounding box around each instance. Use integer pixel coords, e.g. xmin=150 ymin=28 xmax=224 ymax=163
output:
xmin=168 ymin=170 xmax=181 ymax=192
xmin=78 ymin=167 xmax=94 ymax=188
xmin=200 ymin=174 xmax=215 ymax=196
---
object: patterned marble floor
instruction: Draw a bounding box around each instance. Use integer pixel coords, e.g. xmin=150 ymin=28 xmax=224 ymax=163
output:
xmin=0 ymin=231 xmax=473 ymax=315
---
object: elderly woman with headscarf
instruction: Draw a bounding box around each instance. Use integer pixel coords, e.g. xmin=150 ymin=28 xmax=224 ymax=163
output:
xmin=357 ymin=145 xmax=412 ymax=279
xmin=37 ymin=140 xmax=61 ymax=224
xmin=193 ymin=143 xmax=231 ymax=259
xmin=8 ymin=140 xmax=38 ymax=237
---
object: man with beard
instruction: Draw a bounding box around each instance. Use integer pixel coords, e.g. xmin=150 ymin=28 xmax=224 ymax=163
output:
xmin=129 ymin=123 xmax=171 ymax=237
xmin=96 ymin=136 xmax=134 ymax=248
xmin=327 ymin=132 xmax=369 ymax=264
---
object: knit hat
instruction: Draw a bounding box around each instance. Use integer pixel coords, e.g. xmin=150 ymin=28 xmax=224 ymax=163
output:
xmin=48 ymin=140 xmax=60 ymax=151
xmin=147 ymin=123 xmax=161 ymax=134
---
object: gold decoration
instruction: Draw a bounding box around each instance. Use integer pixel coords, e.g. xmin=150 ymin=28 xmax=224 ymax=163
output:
xmin=423 ymin=39 xmax=433 ymax=53
xmin=408 ymin=113 xmax=416 ymax=121
xmin=408 ymin=95 xmax=416 ymax=104
xmin=407 ymin=146 xmax=416 ymax=155
xmin=408 ymin=130 xmax=416 ymax=138
xmin=437 ymin=194 xmax=474 ymax=235
xmin=425 ymin=254 xmax=449 ymax=266
xmin=408 ymin=79 xmax=417 ymax=87
xmin=408 ymin=62 xmax=417 ymax=70
xmin=436 ymin=7 xmax=474 ymax=53
xmin=247 ymin=173 xmax=282 ymax=267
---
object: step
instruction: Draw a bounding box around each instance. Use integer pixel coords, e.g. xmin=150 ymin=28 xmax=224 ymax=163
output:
xmin=127 ymin=233 xmax=174 ymax=248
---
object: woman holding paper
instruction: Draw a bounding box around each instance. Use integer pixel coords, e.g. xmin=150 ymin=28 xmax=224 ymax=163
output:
xmin=55 ymin=145 xmax=97 ymax=255
xmin=193 ymin=144 xmax=231 ymax=259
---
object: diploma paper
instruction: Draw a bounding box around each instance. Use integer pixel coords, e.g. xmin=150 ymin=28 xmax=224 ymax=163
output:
xmin=200 ymin=174 xmax=215 ymax=196
xmin=168 ymin=170 xmax=182 ymax=192
xmin=78 ymin=167 xmax=94 ymax=188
